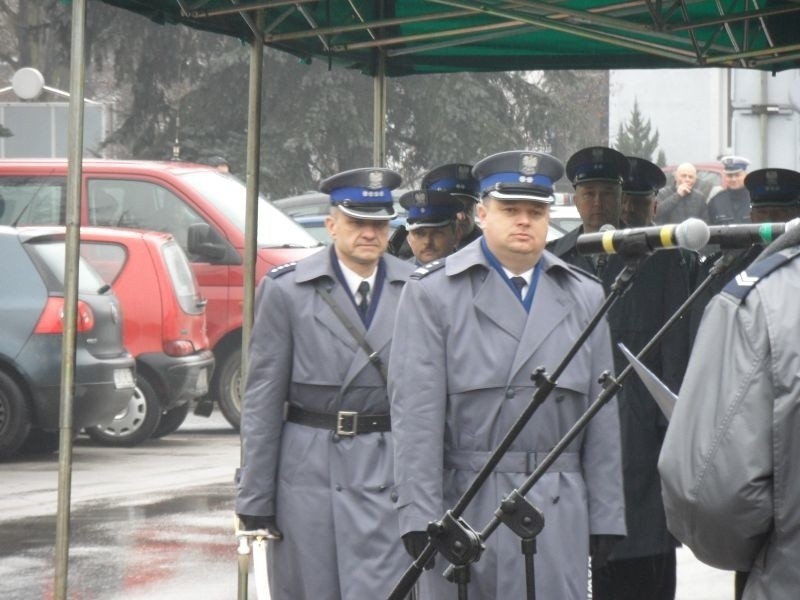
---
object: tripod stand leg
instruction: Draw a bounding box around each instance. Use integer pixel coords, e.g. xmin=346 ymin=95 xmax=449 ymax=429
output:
xmin=521 ymin=538 xmax=536 ymax=600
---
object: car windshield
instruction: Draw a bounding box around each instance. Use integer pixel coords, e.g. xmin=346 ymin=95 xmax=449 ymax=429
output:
xmin=179 ymin=172 xmax=320 ymax=249
xmin=27 ymin=241 xmax=108 ymax=294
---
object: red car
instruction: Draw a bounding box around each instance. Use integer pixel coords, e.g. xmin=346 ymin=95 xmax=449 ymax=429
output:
xmin=0 ymin=160 xmax=322 ymax=429
xmin=21 ymin=226 xmax=215 ymax=446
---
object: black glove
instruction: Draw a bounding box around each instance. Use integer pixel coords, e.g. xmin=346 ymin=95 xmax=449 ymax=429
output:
xmin=237 ymin=514 xmax=283 ymax=539
xmin=402 ymin=531 xmax=435 ymax=570
xmin=590 ymin=534 xmax=623 ymax=568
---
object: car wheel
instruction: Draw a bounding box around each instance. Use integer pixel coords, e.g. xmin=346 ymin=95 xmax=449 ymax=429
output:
xmin=85 ymin=374 xmax=161 ymax=447
xmin=151 ymin=402 xmax=191 ymax=438
xmin=216 ymin=349 xmax=242 ymax=431
xmin=0 ymin=371 xmax=31 ymax=460
xmin=19 ymin=428 xmax=61 ymax=455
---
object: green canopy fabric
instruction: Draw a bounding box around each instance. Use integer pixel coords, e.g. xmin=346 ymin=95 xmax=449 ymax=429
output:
xmin=99 ymin=0 xmax=800 ymax=75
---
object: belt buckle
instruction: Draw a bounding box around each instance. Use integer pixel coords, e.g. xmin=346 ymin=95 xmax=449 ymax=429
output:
xmin=336 ymin=411 xmax=359 ymax=436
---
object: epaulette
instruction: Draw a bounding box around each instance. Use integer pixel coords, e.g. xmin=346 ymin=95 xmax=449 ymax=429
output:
xmin=722 ymin=245 xmax=800 ymax=303
xmin=268 ymin=262 xmax=297 ymax=279
xmin=411 ymin=259 xmax=446 ymax=279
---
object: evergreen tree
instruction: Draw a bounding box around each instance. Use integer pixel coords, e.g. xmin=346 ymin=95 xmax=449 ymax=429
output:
xmin=614 ymin=99 xmax=661 ymax=162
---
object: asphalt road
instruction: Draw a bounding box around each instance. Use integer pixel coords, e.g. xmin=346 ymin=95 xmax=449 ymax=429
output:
xmin=0 ymin=411 xmax=734 ymax=599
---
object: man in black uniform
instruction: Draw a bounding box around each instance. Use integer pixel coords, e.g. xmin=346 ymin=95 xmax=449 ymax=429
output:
xmin=398 ymin=188 xmax=463 ymax=265
xmin=547 ymin=147 xmax=697 ymax=600
xmin=708 ymin=155 xmax=751 ymax=224
xmin=421 ymin=162 xmax=482 ymax=249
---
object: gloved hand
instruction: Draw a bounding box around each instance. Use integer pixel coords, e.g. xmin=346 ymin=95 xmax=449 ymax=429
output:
xmin=237 ymin=514 xmax=283 ymax=539
xmin=402 ymin=531 xmax=435 ymax=570
xmin=590 ymin=534 xmax=623 ymax=568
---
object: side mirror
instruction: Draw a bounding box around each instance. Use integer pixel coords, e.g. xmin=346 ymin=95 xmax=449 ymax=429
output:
xmin=187 ymin=222 xmax=232 ymax=262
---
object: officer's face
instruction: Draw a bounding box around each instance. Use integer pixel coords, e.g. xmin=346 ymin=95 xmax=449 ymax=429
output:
xmin=574 ymin=182 xmax=622 ymax=233
xmin=750 ymin=204 xmax=800 ymax=223
xmin=725 ymin=170 xmax=746 ymax=190
xmin=477 ymin=197 xmax=549 ymax=268
xmin=407 ymin=223 xmax=460 ymax=264
xmin=326 ymin=209 xmax=390 ymax=274
xmin=621 ymin=192 xmax=656 ymax=227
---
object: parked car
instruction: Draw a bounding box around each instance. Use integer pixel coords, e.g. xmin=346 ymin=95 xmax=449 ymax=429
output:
xmin=20 ymin=227 xmax=215 ymax=446
xmin=0 ymin=226 xmax=136 ymax=459
xmin=0 ymin=160 xmax=322 ymax=430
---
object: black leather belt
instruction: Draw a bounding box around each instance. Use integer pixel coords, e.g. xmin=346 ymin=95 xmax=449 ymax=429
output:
xmin=285 ymin=404 xmax=391 ymax=436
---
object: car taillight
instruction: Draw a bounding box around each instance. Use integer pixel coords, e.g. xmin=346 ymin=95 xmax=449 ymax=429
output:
xmin=34 ymin=298 xmax=95 ymax=334
xmin=164 ymin=340 xmax=196 ymax=357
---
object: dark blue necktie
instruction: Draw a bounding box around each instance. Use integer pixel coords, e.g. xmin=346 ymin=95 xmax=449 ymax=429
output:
xmin=357 ymin=280 xmax=370 ymax=317
xmin=510 ymin=276 xmax=527 ymax=299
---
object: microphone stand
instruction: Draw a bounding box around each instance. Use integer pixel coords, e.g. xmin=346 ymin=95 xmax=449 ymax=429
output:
xmin=387 ymin=250 xmax=648 ymax=600
xmin=430 ymin=249 xmax=744 ymax=599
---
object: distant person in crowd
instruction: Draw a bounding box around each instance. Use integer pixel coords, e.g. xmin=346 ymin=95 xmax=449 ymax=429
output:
xmin=654 ymin=162 xmax=709 ymax=224
xmin=689 ymin=168 xmax=800 ymax=341
xmin=421 ymin=162 xmax=483 ymax=249
xmin=398 ymin=189 xmax=463 ymax=265
xmin=623 ymin=156 xmax=667 ymax=227
xmin=235 ymin=167 xmax=413 ymax=599
xmin=707 ymin=156 xmax=751 ymax=224
xmin=391 ymin=150 xmax=625 ymax=599
xmin=548 ymin=148 xmax=697 ymax=600
xmin=658 ymin=222 xmax=800 ymax=600
xmin=206 ymin=156 xmax=231 ymax=173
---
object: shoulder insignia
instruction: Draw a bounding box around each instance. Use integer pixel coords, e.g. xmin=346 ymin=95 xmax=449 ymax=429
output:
xmin=722 ymin=246 xmax=800 ymax=302
xmin=268 ymin=262 xmax=297 ymax=279
xmin=410 ymin=259 xmax=446 ymax=279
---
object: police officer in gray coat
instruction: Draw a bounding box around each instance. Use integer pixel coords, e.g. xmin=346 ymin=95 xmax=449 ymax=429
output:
xmin=235 ymin=167 xmax=414 ymax=599
xmin=659 ymin=224 xmax=800 ymax=600
xmin=389 ymin=150 xmax=626 ymax=599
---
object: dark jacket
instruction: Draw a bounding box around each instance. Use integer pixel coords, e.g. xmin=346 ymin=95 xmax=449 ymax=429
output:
xmin=547 ymin=227 xmax=697 ymax=559
xmin=708 ymin=187 xmax=751 ymax=224
xmin=655 ymin=185 xmax=709 ymax=224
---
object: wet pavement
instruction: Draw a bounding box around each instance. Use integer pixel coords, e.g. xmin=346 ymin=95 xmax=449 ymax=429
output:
xmin=0 ymin=412 xmax=735 ymax=599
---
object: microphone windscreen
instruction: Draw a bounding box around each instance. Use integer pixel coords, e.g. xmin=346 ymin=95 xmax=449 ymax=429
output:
xmin=674 ymin=218 xmax=710 ymax=251
xmin=599 ymin=223 xmax=616 ymax=232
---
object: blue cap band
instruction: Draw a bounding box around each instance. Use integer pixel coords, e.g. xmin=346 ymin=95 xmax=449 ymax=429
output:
xmin=329 ymin=186 xmax=393 ymax=204
xmin=479 ymin=172 xmax=554 ymax=195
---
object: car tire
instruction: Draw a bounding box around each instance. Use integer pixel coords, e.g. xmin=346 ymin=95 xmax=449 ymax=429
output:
xmin=19 ymin=428 xmax=61 ymax=455
xmin=85 ymin=374 xmax=161 ymax=447
xmin=216 ymin=349 xmax=242 ymax=431
xmin=0 ymin=371 xmax=31 ymax=460
xmin=151 ymin=402 xmax=191 ymax=438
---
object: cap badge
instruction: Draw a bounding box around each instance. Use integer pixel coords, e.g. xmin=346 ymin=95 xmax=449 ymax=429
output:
xmin=413 ymin=191 xmax=427 ymax=206
xmin=765 ymin=170 xmax=778 ymax=184
xmin=457 ymin=164 xmax=471 ymax=180
xmin=520 ymin=154 xmax=539 ymax=175
xmin=368 ymin=171 xmax=383 ymax=189
xmin=591 ymin=148 xmax=605 ymax=162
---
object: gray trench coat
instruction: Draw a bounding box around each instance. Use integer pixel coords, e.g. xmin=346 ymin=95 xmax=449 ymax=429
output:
xmin=236 ymin=247 xmax=414 ymax=600
xmin=659 ymin=242 xmax=800 ymax=599
xmin=389 ymin=241 xmax=626 ymax=599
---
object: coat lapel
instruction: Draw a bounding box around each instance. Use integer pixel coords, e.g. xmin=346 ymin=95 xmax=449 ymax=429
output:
xmin=509 ymin=258 xmax=575 ymax=379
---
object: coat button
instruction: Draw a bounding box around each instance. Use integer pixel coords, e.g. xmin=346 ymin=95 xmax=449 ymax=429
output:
xmin=505 ymin=388 xmax=515 ymax=399
xmin=390 ymin=489 xmax=399 ymax=503
xmin=335 ymin=485 xmax=343 ymax=492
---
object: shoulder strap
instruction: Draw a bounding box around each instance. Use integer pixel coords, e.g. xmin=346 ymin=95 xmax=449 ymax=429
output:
xmin=315 ymin=282 xmax=387 ymax=383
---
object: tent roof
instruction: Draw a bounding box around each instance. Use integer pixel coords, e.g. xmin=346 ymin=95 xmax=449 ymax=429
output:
xmin=100 ymin=0 xmax=800 ymax=75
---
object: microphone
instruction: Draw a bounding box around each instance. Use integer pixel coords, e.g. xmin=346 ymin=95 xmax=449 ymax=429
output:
xmin=576 ymin=218 xmax=710 ymax=256
xmin=707 ymin=218 xmax=800 ymax=249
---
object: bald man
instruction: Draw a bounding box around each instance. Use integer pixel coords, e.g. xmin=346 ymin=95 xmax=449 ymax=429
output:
xmin=654 ymin=163 xmax=709 ymax=224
